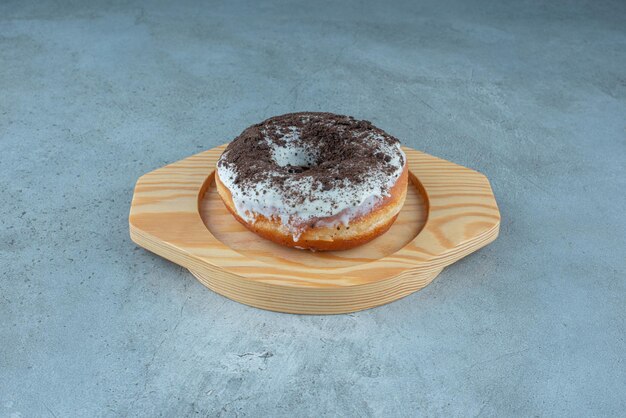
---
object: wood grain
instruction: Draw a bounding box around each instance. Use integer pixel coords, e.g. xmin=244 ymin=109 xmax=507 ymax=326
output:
xmin=129 ymin=145 xmax=500 ymax=314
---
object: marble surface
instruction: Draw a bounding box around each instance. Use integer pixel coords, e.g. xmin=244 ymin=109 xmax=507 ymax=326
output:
xmin=1 ymin=0 xmax=625 ymax=416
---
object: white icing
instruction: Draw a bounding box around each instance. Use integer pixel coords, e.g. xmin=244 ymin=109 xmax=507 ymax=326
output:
xmin=217 ymin=124 xmax=406 ymax=240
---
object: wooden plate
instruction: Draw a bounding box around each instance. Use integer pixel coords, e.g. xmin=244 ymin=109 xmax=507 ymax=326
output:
xmin=129 ymin=145 xmax=500 ymax=314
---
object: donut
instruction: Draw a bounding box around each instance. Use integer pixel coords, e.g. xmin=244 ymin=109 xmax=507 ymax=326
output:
xmin=215 ymin=112 xmax=408 ymax=251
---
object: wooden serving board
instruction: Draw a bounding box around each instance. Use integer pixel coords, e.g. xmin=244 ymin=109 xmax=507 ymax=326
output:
xmin=129 ymin=145 xmax=500 ymax=314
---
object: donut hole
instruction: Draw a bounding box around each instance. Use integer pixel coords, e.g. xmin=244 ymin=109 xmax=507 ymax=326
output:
xmin=271 ymin=144 xmax=318 ymax=170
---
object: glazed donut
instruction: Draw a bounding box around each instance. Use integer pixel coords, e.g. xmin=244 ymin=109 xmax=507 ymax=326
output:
xmin=215 ymin=112 xmax=408 ymax=251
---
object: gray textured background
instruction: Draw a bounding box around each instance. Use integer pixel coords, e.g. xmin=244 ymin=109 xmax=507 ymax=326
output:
xmin=1 ymin=0 xmax=625 ymax=416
